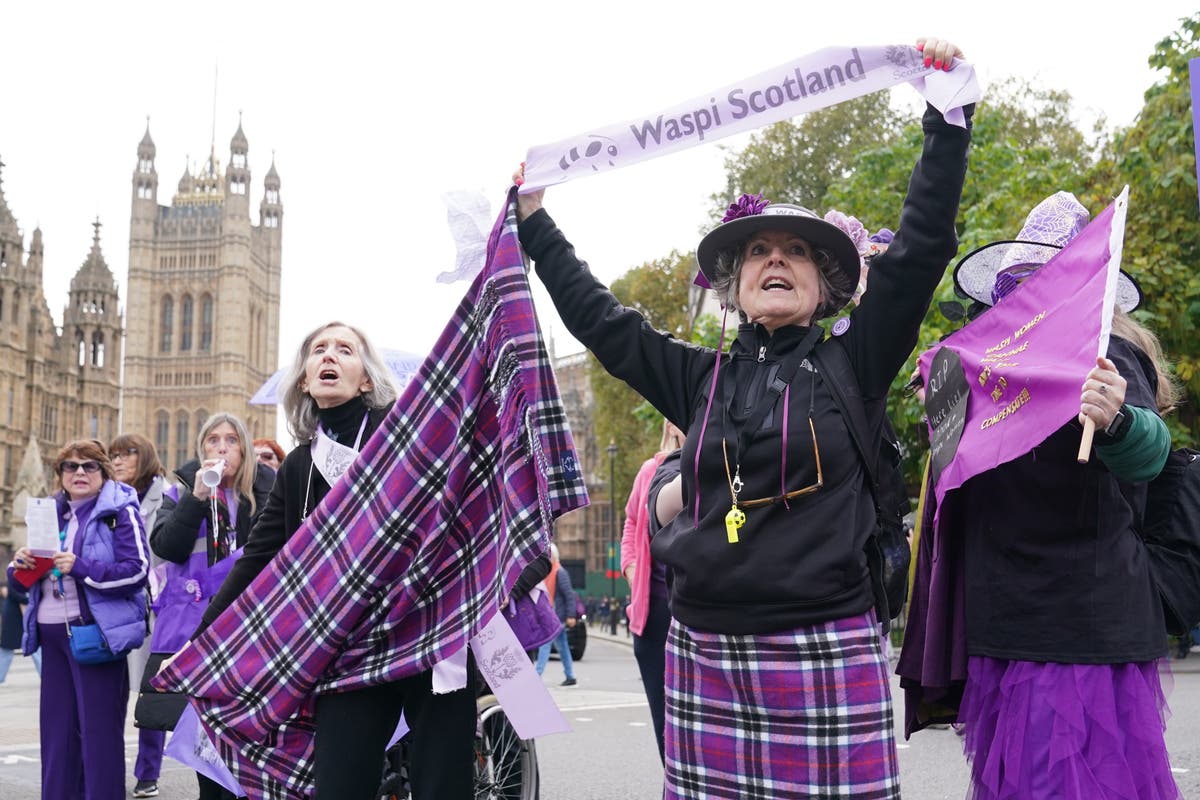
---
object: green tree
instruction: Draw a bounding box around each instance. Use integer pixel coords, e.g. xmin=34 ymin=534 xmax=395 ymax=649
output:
xmin=589 ymin=250 xmax=697 ymax=506
xmin=1088 ymin=13 xmax=1200 ymax=438
xmin=826 ymin=80 xmax=1102 ymax=488
xmin=710 ymin=94 xmax=905 ymax=217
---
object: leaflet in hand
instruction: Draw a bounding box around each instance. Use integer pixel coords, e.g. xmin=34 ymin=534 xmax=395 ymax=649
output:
xmin=24 ymin=497 xmax=60 ymax=556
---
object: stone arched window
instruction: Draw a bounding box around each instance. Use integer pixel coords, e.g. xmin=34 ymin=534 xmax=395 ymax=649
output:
xmin=176 ymin=410 xmax=191 ymax=469
xmin=155 ymin=411 xmax=170 ymax=460
xmin=180 ymin=294 xmax=194 ymax=351
xmin=200 ymin=294 xmax=214 ymax=351
xmin=160 ymin=296 xmax=174 ymax=353
xmin=91 ymin=331 xmax=105 ymax=368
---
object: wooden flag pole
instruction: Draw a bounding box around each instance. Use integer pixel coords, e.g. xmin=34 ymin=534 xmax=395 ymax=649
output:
xmin=1077 ymin=417 xmax=1096 ymax=463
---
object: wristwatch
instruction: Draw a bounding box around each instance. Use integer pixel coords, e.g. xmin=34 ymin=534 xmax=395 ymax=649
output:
xmin=1097 ymin=404 xmax=1132 ymax=445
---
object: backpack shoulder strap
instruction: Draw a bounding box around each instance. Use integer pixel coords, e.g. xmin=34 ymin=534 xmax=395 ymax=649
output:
xmin=811 ymin=337 xmax=879 ymax=498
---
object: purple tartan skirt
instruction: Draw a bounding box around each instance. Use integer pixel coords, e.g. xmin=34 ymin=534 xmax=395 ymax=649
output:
xmin=664 ymin=612 xmax=898 ymax=800
xmin=957 ymin=655 xmax=1181 ymax=800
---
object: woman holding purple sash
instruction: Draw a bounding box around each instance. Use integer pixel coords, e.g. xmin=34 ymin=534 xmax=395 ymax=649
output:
xmin=150 ymin=412 xmax=273 ymax=800
xmin=515 ymin=36 xmax=970 ymax=799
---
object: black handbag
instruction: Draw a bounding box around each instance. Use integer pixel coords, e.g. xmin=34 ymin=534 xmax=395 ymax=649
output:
xmin=134 ymin=652 xmax=189 ymax=730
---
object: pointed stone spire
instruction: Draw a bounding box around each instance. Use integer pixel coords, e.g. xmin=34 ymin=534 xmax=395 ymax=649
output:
xmin=72 ymin=217 xmax=117 ymax=289
xmin=138 ymin=118 xmax=156 ymax=160
xmin=230 ymin=111 xmax=248 ymax=154
xmin=0 ymin=154 xmax=17 ymax=233
xmin=15 ymin=431 xmax=47 ymax=497
xmin=178 ymin=162 xmax=194 ymax=194
xmin=11 ymin=432 xmax=49 ymax=545
xmin=265 ymin=152 xmax=280 ymax=189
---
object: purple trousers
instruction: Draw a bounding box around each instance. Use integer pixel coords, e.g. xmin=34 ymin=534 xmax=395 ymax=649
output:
xmin=135 ymin=728 xmax=165 ymax=781
xmin=39 ymin=623 xmax=130 ymax=800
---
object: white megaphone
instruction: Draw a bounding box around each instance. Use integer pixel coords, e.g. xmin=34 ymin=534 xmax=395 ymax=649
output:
xmin=200 ymin=460 xmax=226 ymax=489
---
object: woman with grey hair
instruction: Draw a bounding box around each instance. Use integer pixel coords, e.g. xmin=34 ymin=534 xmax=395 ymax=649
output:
xmin=194 ymin=321 xmax=478 ymax=799
xmin=151 ymin=412 xmax=275 ymax=799
xmin=515 ymin=36 xmax=971 ymax=799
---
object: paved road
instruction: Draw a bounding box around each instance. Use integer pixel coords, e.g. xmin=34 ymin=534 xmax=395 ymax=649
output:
xmin=2 ymin=632 xmax=1198 ymax=798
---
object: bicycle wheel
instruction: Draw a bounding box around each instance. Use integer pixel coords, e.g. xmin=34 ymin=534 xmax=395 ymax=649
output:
xmin=474 ymin=696 xmax=538 ymax=800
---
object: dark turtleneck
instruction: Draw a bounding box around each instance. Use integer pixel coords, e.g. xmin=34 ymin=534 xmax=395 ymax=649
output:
xmin=316 ymin=393 xmax=369 ymax=444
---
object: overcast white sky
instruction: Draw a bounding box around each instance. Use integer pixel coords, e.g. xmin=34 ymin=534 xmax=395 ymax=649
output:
xmin=2 ymin=1 xmax=1195 ymax=391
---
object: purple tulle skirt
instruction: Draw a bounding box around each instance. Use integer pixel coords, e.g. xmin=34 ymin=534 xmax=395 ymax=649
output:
xmin=957 ymin=656 xmax=1180 ymax=799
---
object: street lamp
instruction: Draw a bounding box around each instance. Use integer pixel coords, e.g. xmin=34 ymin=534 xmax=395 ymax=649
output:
xmin=607 ymin=440 xmax=618 ymax=598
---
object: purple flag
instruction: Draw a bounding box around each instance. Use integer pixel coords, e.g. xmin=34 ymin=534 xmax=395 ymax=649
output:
xmin=1191 ymin=58 xmax=1200 ymax=213
xmin=917 ymin=189 xmax=1130 ymax=514
xmin=165 ymin=703 xmax=243 ymax=795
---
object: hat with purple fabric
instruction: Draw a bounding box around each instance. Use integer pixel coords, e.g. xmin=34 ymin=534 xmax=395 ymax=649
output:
xmin=953 ymin=191 xmax=1142 ymax=311
xmin=695 ymin=193 xmax=861 ymax=315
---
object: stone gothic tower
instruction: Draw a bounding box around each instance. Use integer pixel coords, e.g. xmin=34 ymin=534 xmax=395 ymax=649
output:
xmin=122 ymin=120 xmax=282 ymax=472
xmin=63 ymin=220 xmax=123 ymax=440
xmin=0 ymin=158 xmax=123 ymax=551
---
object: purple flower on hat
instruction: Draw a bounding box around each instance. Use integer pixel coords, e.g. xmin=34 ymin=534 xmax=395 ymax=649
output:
xmin=823 ymin=209 xmax=869 ymax=257
xmin=721 ymin=193 xmax=770 ymax=223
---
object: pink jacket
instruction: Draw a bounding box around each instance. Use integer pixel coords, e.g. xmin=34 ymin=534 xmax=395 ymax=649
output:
xmin=621 ymin=453 xmax=668 ymax=636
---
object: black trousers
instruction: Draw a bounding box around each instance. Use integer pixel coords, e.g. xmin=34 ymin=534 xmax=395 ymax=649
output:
xmin=632 ymin=594 xmax=671 ymax=764
xmin=313 ymin=664 xmax=478 ymax=800
xmin=198 ymin=773 xmax=243 ymax=800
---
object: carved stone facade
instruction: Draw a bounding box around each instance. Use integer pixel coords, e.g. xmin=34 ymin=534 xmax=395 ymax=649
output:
xmin=551 ymin=351 xmax=615 ymax=590
xmin=0 ymin=161 xmax=123 ymax=553
xmin=121 ymin=121 xmax=282 ymax=472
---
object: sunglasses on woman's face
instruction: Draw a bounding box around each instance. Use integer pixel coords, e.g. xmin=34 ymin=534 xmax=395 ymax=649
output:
xmin=59 ymin=460 xmax=102 ymax=475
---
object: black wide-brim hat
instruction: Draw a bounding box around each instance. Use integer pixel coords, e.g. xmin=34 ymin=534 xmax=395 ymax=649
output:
xmin=953 ymin=239 xmax=1143 ymax=312
xmin=697 ymin=204 xmax=862 ymax=305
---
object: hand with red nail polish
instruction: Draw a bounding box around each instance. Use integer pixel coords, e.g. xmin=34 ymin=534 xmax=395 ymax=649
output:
xmin=512 ymin=163 xmax=544 ymax=221
xmin=915 ymin=37 xmax=964 ymax=72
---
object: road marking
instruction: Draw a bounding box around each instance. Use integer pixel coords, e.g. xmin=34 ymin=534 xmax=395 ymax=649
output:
xmin=574 ymin=717 xmax=593 ymax=722
xmin=628 ymin=722 xmax=647 ymax=727
xmin=0 ymin=754 xmax=37 ymax=765
xmin=896 ymin=744 xmax=910 ymax=750
xmin=557 ymin=702 xmax=649 ymax=712
xmin=1171 ymin=767 xmax=1189 ymax=774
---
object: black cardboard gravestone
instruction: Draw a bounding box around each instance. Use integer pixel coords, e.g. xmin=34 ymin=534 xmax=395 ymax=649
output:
xmin=925 ymin=346 xmax=970 ymax=486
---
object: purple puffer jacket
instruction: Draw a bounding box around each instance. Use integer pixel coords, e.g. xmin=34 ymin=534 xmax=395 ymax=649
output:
xmin=10 ymin=480 xmax=149 ymax=655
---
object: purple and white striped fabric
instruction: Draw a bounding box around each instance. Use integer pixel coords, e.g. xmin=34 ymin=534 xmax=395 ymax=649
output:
xmin=664 ymin=612 xmax=899 ymax=799
xmin=154 ymin=191 xmax=588 ymax=799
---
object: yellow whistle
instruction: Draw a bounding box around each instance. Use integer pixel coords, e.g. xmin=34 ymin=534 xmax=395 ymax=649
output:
xmin=725 ymin=505 xmax=746 ymax=544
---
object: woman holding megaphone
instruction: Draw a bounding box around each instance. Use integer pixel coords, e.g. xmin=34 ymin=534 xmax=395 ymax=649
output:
xmin=147 ymin=412 xmax=274 ymax=800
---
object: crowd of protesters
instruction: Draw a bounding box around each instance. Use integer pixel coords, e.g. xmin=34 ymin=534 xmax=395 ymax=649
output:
xmin=2 ymin=33 xmax=1197 ymax=800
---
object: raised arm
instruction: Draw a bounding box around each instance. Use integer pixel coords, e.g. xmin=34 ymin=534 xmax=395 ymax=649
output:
xmin=845 ymin=51 xmax=973 ymax=396
xmin=515 ymin=167 xmax=710 ymax=428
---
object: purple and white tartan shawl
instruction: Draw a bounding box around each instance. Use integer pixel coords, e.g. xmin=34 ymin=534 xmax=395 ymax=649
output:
xmin=154 ymin=193 xmax=588 ymax=799
xmin=664 ymin=613 xmax=899 ymax=800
